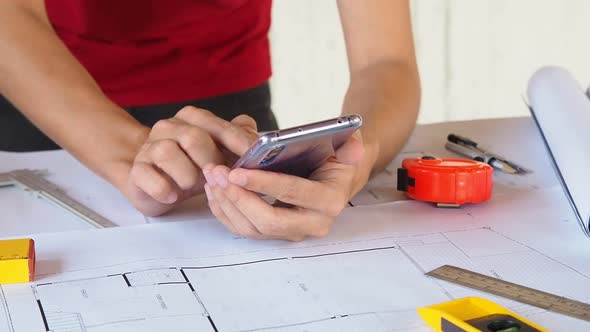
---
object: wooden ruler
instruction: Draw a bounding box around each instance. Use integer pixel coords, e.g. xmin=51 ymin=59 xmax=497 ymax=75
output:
xmin=427 ymin=265 xmax=590 ymax=322
xmin=1 ymin=169 xmax=116 ymax=229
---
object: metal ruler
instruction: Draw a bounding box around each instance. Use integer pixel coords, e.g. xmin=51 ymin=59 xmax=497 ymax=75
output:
xmin=427 ymin=265 xmax=590 ymax=322
xmin=0 ymin=172 xmax=15 ymax=187
xmin=0 ymin=169 xmax=116 ymax=228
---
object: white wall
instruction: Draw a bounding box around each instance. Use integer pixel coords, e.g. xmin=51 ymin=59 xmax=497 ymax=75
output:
xmin=269 ymin=1 xmax=347 ymax=128
xmin=270 ymin=0 xmax=590 ymax=128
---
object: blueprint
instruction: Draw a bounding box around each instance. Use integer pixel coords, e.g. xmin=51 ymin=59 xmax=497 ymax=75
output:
xmin=528 ymin=66 xmax=590 ymax=236
xmin=0 ymin=150 xmax=146 ymax=233
xmin=1 ymin=117 xmax=589 ymax=331
xmin=1 ymin=184 xmax=590 ymax=331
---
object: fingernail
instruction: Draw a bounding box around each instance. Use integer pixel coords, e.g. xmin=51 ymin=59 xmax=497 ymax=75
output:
xmin=203 ymin=169 xmax=216 ymax=186
xmin=229 ymin=171 xmax=248 ymax=186
xmin=204 ymin=184 xmax=213 ymax=201
xmin=166 ymin=192 xmax=178 ymax=204
xmin=214 ymin=171 xmax=228 ymax=188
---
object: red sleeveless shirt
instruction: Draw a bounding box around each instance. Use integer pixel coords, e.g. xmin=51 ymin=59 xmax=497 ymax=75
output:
xmin=45 ymin=0 xmax=272 ymax=107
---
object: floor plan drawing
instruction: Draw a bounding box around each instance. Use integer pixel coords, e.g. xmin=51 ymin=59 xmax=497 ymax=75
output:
xmin=1 ymin=222 xmax=589 ymax=332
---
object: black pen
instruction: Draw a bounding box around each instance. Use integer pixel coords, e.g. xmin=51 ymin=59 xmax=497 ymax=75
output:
xmin=446 ymin=134 xmax=529 ymax=174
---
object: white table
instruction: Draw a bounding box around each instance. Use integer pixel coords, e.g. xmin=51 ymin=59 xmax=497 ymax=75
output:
xmin=0 ymin=117 xmax=588 ymax=331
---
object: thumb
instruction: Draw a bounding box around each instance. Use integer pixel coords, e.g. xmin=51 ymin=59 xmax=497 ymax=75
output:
xmin=335 ymin=132 xmax=365 ymax=165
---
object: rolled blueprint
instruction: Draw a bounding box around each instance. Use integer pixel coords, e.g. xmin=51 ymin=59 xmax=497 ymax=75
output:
xmin=527 ymin=66 xmax=590 ymax=237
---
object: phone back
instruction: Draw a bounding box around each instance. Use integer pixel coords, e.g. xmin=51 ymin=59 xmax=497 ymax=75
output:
xmin=233 ymin=115 xmax=362 ymax=178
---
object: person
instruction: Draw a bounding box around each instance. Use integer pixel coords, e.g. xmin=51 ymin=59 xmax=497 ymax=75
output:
xmin=0 ymin=0 xmax=420 ymax=241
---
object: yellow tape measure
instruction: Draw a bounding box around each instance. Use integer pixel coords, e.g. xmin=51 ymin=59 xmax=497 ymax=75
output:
xmin=419 ymin=265 xmax=590 ymax=331
xmin=418 ymin=297 xmax=547 ymax=332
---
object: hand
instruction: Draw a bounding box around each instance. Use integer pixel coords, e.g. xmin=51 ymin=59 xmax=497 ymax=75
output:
xmin=125 ymin=106 xmax=258 ymax=216
xmin=202 ymin=132 xmax=366 ymax=241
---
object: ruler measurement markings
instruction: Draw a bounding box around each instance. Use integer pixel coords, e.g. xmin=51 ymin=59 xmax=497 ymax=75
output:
xmin=427 ymin=265 xmax=590 ymax=322
xmin=0 ymin=173 xmax=14 ymax=187
xmin=1 ymin=169 xmax=116 ymax=228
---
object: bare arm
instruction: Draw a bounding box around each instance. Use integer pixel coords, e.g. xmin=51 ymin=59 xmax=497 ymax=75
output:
xmin=0 ymin=1 xmax=264 ymax=217
xmin=0 ymin=1 xmax=148 ymax=190
xmin=198 ymin=1 xmax=421 ymax=241
xmin=337 ymin=0 xmax=421 ymax=192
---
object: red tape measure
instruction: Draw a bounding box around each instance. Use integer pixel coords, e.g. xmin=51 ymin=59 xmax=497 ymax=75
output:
xmin=397 ymin=156 xmax=493 ymax=207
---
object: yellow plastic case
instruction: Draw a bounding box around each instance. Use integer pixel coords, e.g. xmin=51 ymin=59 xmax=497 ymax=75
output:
xmin=0 ymin=238 xmax=35 ymax=284
xmin=418 ymin=297 xmax=547 ymax=332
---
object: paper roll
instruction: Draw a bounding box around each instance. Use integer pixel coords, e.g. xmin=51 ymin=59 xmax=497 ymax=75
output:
xmin=527 ymin=66 xmax=590 ymax=237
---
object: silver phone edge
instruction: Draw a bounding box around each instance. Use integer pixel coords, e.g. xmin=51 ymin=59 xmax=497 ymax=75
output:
xmin=232 ymin=114 xmax=363 ymax=170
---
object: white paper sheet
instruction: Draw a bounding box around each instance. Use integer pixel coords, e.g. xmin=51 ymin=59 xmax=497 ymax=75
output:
xmin=352 ymin=117 xmax=558 ymax=206
xmin=1 ymin=117 xmax=589 ymax=331
xmin=1 ymin=185 xmax=589 ymax=332
xmin=527 ymin=66 xmax=590 ymax=236
xmin=0 ymin=117 xmax=563 ymax=236
xmin=0 ymin=150 xmax=150 ymax=230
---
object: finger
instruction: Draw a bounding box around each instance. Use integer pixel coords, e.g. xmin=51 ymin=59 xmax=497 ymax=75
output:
xmin=175 ymin=124 xmax=225 ymax=167
xmin=137 ymin=139 xmax=202 ymax=191
xmin=174 ymin=106 xmax=257 ymax=155
xmin=227 ymin=168 xmax=349 ymax=217
xmin=216 ymin=172 xmax=330 ymax=240
xmin=203 ymin=164 xmax=258 ymax=236
xmin=150 ymin=119 xmax=225 ymax=167
xmin=212 ymin=165 xmax=329 ymax=240
xmin=206 ymin=172 xmax=266 ymax=239
xmin=204 ymin=183 xmax=239 ymax=235
xmin=335 ymin=133 xmax=365 ymax=165
xmin=129 ymin=161 xmax=179 ymax=204
xmin=210 ymin=187 xmax=268 ymax=240
xmin=231 ymin=114 xmax=258 ymax=134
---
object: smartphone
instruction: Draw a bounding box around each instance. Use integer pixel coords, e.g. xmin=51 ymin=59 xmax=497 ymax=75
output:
xmin=232 ymin=114 xmax=363 ymax=178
